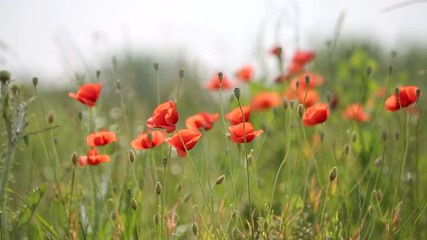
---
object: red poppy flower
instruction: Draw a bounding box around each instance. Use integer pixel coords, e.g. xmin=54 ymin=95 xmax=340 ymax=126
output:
xmin=297 ymin=89 xmax=319 ymax=108
xmin=164 ymin=129 xmax=202 ymax=157
xmin=147 ymin=100 xmax=179 ymax=133
xmin=86 ymin=130 xmax=117 ymax=147
xmin=185 ymin=112 xmax=220 ymax=131
xmin=78 ymin=148 xmax=110 ymax=166
xmin=302 ymin=103 xmax=329 ymax=126
xmin=385 ymin=86 xmax=421 ymax=112
xmin=292 ymin=50 xmax=315 ymax=65
xmin=206 ymin=74 xmax=234 ymax=90
xmin=343 ymin=103 xmax=370 ymax=122
xmin=228 ymin=122 xmax=263 ymax=144
xmin=250 ymin=92 xmax=282 ymax=111
xmin=69 ymin=83 xmax=102 ymax=107
xmin=236 ymin=65 xmax=254 ymax=82
xmin=288 ymin=62 xmax=304 ymax=75
xmin=225 ymin=106 xmax=251 ymax=125
xmin=131 ymin=130 xmax=166 ymax=150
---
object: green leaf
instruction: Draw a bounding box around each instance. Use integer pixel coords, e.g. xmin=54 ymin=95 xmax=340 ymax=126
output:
xmin=16 ymin=184 xmax=46 ymax=226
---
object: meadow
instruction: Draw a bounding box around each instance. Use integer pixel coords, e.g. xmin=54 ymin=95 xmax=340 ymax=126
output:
xmin=1 ymin=42 xmax=427 ymax=239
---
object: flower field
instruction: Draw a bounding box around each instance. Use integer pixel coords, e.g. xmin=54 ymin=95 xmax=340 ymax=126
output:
xmin=1 ymin=43 xmax=427 ymax=239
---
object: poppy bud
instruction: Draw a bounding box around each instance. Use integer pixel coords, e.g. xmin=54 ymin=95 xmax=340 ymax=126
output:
xmin=130 ymin=198 xmax=138 ymax=211
xmin=127 ymin=188 xmax=132 ymax=198
xmin=305 ymin=75 xmax=310 ymax=86
xmin=295 ymin=81 xmax=300 ymax=90
xmin=153 ymin=62 xmax=159 ymax=71
xmin=395 ymin=132 xmax=400 ymax=142
xmin=47 ymin=111 xmax=55 ymax=124
xmin=163 ymin=157 xmax=167 ymax=167
xmin=388 ymin=66 xmax=393 ymax=75
xmin=192 ymin=223 xmax=198 ymax=236
xmin=416 ymin=88 xmax=421 ymax=98
xmin=329 ymin=167 xmax=337 ymax=182
xmin=153 ymin=214 xmax=159 ymax=225
xmin=179 ymin=69 xmax=184 ymax=79
xmin=297 ymin=104 xmax=304 ymax=118
xmin=382 ymin=131 xmax=387 ymax=142
xmin=320 ymin=132 xmax=325 ymax=143
xmin=290 ymin=100 xmax=295 ymax=110
xmin=71 ymin=152 xmax=78 ymax=165
xmin=77 ymin=112 xmax=83 ymax=121
xmin=32 ymin=77 xmax=38 ymax=88
xmin=352 ymin=132 xmax=357 ymax=143
xmin=155 ymin=181 xmax=162 ymax=195
xmin=215 ymin=175 xmax=225 ymax=185
xmin=344 ymin=144 xmax=350 ymax=155
xmin=96 ymin=70 xmax=101 ymax=79
xmin=128 ymin=149 xmax=135 ymax=163
xmin=218 ymin=72 xmax=223 ymax=82
xmin=234 ymin=88 xmax=241 ymax=99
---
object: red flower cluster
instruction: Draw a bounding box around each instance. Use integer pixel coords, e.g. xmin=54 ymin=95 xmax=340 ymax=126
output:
xmin=284 ymin=72 xmax=324 ymax=108
xmin=385 ymin=86 xmax=420 ymax=112
xmin=236 ymin=65 xmax=254 ymax=82
xmin=79 ymin=130 xmax=117 ymax=166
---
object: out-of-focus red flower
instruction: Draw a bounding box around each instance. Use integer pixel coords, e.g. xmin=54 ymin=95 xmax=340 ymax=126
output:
xmin=131 ymin=130 xmax=166 ymax=150
xmin=288 ymin=62 xmax=304 ymax=75
xmin=165 ymin=129 xmax=202 ymax=157
xmin=274 ymin=74 xmax=291 ymax=83
xmin=206 ymin=74 xmax=234 ymax=90
xmin=297 ymin=89 xmax=319 ymax=108
xmin=270 ymin=45 xmax=282 ymax=57
xmin=250 ymin=92 xmax=282 ymax=111
xmin=185 ymin=112 xmax=219 ymax=131
xmin=229 ymin=122 xmax=263 ymax=143
xmin=225 ymin=106 xmax=251 ymax=125
xmin=78 ymin=148 xmax=110 ymax=166
xmin=303 ymin=103 xmax=329 ymax=126
xmin=385 ymin=86 xmax=421 ymax=112
xmin=86 ymin=130 xmax=117 ymax=147
xmin=147 ymin=100 xmax=179 ymax=133
xmin=294 ymin=72 xmax=325 ymax=89
xmin=292 ymin=50 xmax=315 ymax=65
xmin=343 ymin=103 xmax=370 ymax=122
xmin=69 ymin=83 xmax=102 ymax=107
xmin=236 ymin=65 xmax=254 ymax=82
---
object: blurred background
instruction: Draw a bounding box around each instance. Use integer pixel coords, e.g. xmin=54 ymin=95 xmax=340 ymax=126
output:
xmin=0 ymin=0 xmax=427 ymax=86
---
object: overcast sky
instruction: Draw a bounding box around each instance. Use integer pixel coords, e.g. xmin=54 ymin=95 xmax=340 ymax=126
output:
xmin=0 ymin=0 xmax=426 ymax=83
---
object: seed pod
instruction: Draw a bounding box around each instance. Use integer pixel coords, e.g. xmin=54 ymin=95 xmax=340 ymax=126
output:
xmin=130 ymin=198 xmax=138 ymax=211
xmin=304 ymin=75 xmax=310 ymax=86
xmin=234 ymin=88 xmax=241 ymax=99
xmin=218 ymin=72 xmax=223 ymax=81
xmin=215 ymin=175 xmax=225 ymax=185
xmin=329 ymin=167 xmax=337 ymax=182
xmin=155 ymin=181 xmax=162 ymax=195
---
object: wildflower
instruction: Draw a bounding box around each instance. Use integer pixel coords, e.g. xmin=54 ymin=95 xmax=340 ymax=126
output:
xmin=131 ymin=130 xmax=166 ymax=150
xmin=225 ymin=106 xmax=251 ymax=125
xmin=69 ymin=83 xmax=102 ymax=107
xmin=236 ymin=65 xmax=254 ymax=82
xmin=86 ymin=130 xmax=117 ymax=146
xmin=147 ymin=100 xmax=179 ymax=133
xmin=185 ymin=112 xmax=219 ymax=131
xmin=78 ymin=148 xmax=110 ymax=166
xmin=385 ymin=86 xmax=421 ymax=111
xmin=206 ymin=73 xmax=233 ymax=90
xmin=294 ymin=72 xmax=324 ymax=89
xmin=343 ymin=103 xmax=370 ymax=122
xmin=292 ymin=50 xmax=315 ymax=66
xmin=250 ymin=92 xmax=282 ymax=112
xmin=164 ymin=129 xmax=202 ymax=157
xmin=297 ymin=89 xmax=319 ymax=108
xmin=228 ymin=122 xmax=263 ymax=143
xmin=302 ymin=103 xmax=329 ymax=126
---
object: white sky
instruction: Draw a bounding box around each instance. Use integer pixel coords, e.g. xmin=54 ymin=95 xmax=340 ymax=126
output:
xmin=0 ymin=0 xmax=427 ymax=83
